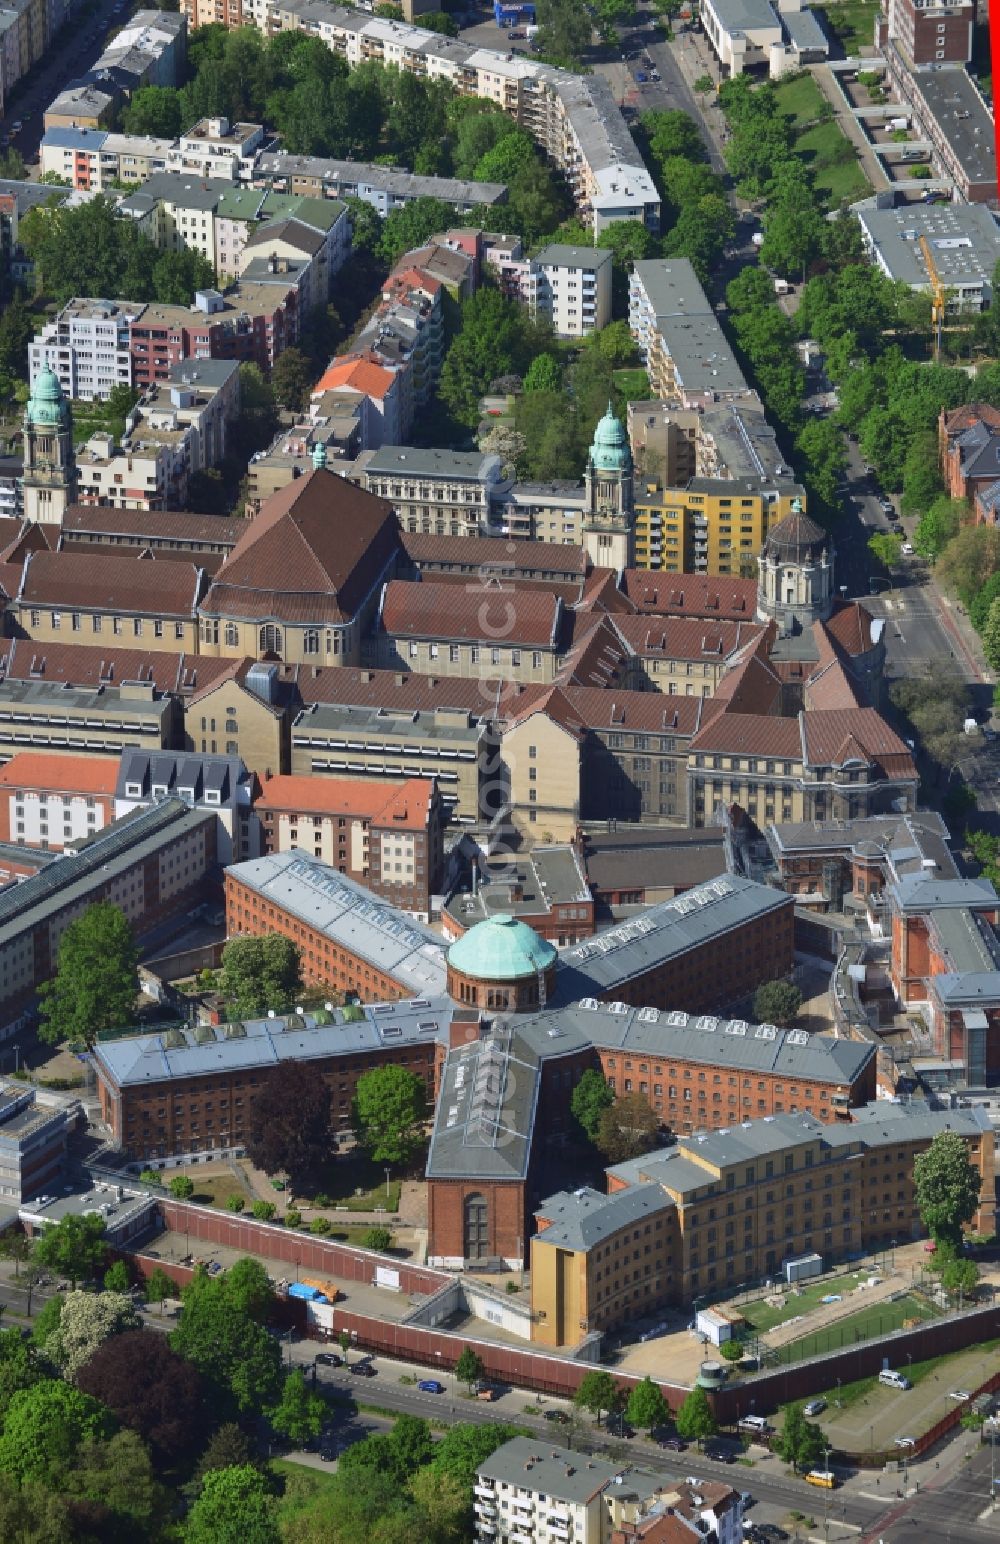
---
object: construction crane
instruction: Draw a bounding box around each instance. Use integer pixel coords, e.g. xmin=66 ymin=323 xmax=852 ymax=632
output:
xmin=918 ymin=234 xmax=945 ymax=361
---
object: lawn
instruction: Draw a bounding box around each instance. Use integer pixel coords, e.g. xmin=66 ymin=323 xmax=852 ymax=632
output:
xmin=770 ymin=1293 xmax=939 ymax=1366
xmin=270 ymin=1457 xmax=339 ymax=1521
xmin=185 ymin=1173 xmax=247 ymax=1210
xmin=743 ymin=1272 xmax=869 ymax=1332
xmin=815 ymin=0 xmax=879 ymax=54
xmin=613 ymin=367 xmax=651 ymax=401
xmin=305 ymin=1157 xmax=403 ymax=1213
xmin=773 ymin=74 xmax=870 ymax=210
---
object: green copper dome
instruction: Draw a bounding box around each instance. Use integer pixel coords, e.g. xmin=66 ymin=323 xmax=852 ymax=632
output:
xmin=26 ymin=366 xmax=69 ymax=428
xmin=448 ymin=914 xmax=557 ymax=981
xmin=590 ymin=402 xmax=631 ymax=473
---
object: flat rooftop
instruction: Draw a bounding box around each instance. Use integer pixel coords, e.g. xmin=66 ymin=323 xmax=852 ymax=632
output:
xmin=911 ymin=64 xmax=997 ymax=187
xmin=857 ymin=202 xmax=1000 ymax=289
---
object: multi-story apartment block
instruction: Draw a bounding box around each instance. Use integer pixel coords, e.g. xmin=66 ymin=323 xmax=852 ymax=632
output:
xmin=632 ymin=477 xmax=804 ymax=576
xmin=0 ymin=796 xmax=217 ymax=1026
xmin=119 ymin=172 xmax=222 ymax=267
xmin=252 ymin=150 xmax=507 ymax=218
xmin=311 ymin=356 xmax=403 ymax=449
xmin=348 ymin=447 xmax=510 ymax=537
xmin=115 ymin=748 xmax=259 ymax=864
xmin=0 ymin=677 xmax=180 ymax=763
xmin=98 ymin=9 xmax=187 ymax=89
xmin=629 ymin=260 xmax=751 ymax=408
xmin=881 ymin=0 xmax=974 ymax=66
xmin=0 ymin=1082 xmax=72 ymax=1205
xmin=0 ymin=178 xmax=65 ymax=288
xmin=856 ymin=203 xmax=1000 ymax=315
xmin=525 ymin=243 xmax=613 ymax=338
xmin=255 ymin=771 xmax=444 ymax=919
xmin=371 ymin=579 xmax=568 ymax=684
xmin=0 ymin=751 xmax=119 ymax=849
xmin=29 ymin=299 xmax=145 ymax=403
xmin=166 ymin=115 xmax=265 ymax=181
xmin=886 ymin=56 xmax=996 ymax=203
xmin=39 ymin=127 xmax=173 ymax=191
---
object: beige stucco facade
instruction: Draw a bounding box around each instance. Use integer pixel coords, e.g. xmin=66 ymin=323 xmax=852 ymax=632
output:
xmin=502 ymin=712 xmax=581 ymax=844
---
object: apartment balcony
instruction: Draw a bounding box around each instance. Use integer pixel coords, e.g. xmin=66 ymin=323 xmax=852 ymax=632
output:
xmin=474 ymin=1486 xmax=497 ymax=1501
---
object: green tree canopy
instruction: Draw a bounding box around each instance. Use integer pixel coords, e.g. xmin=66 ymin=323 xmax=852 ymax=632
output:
xmin=625 ymin=1376 xmax=670 ymax=1432
xmin=571 ymin=1068 xmax=615 ymax=1144
xmin=171 ymin=1267 xmax=281 ymax=1415
xmin=913 ymin=1130 xmax=982 ymax=1250
xmin=352 ymin=1064 xmax=428 ymax=1167
xmin=675 ymin=1384 xmax=718 ymax=1446
xmin=37 ymin=902 xmax=138 ymax=1048
xmin=32 ymin=1213 xmax=108 ymax=1289
xmin=269 ymin=346 xmax=314 ymax=411
xmin=185 ymin=1464 xmax=279 ymax=1544
xmin=430 ymin=1421 xmax=525 ymax=1488
xmin=753 ymin=979 xmax=803 ymax=1027
xmin=868 ymin=531 xmax=904 ymax=571
xmin=595 ymin=1092 xmax=659 ymax=1163
xmin=219 ymin=933 xmax=303 ymax=1018
xmin=574 ymin=1369 xmax=619 ymax=1423
xmin=270 ymin=1367 xmax=326 ymax=1446
xmin=936 ymin=525 xmax=1000 ymax=606
xmin=42 ymin=1289 xmax=141 ymax=1380
xmin=914 ymin=497 xmax=963 ymax=561
xmin=0 ymin=1380 xmax=114 ymax=1485
xmin=169 ymin=1174 xmax=195 ymax=1199
xmin=455 ymin=1346 xmax=485 ymax=1392
xmin=523 ymin=353 xmax=563 ymax=393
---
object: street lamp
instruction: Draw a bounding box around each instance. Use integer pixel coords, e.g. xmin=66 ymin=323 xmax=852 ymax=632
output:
xmin=385 ymin=1168 xmax=391 ymax=1201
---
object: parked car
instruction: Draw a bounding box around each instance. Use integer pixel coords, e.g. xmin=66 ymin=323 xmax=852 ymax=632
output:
xmin=803 ymin=1398 xmax=826 ymax=1417
xmin=315 ymin=1352 xmax=343 ymax=1367
xmin=607 ymin=1413 xmax=634 ymax=1438
xmin=948 ymin=1390 xmax=972 ymax=1402
xmin=350 ymin=1360 xmax=377 ymax=1377
xmin=544 ymin=1409 xmax=570 ymax=1424
xmin=635 ymin=70 xmax=648 ymax=82
xmin=418 ymin=1379 xmax=445 ymax=1394
xmin=659 ymin=1435 xmax=687 ymax=1452
xmin=704 ymin=1443 xmax=736 ymax=1464
xmin=901 ymin=542 xmax=914 ymax=555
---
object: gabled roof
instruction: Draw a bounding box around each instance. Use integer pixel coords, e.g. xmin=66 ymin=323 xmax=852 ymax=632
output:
xmin=18 ymin=551 xmax=204 ymax=618
xmin=255 ymin=773 xmax=436 ymax=829
xmin=379 ymin=579 xmax=564 ymax=649
xmin=801 ymin=708 xmax=915 ymax=777
xmin=621 ymin=570 xmax=757 ymax=620
xmin=0 ymin=752 xmax=119 ymax=795
xmin=822 ymin=599 xmax=880 ymax=660
xmin=613 ymin=614 xmax=760 ymax=663
xmin=313 ymin=355 xmax=398 ymax=401
xmin=203 ymin=467 xmax=401 ymax=625
xmin=0 ymin=638 xmax=230 ymax=696
xmin=556 ymin=614 xmax=629 ymax=689
xmin=689 ymin=711 xmax=803 ymax=758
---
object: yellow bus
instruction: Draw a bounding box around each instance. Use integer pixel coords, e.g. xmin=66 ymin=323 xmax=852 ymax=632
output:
xmin=805 ymin=1470 xmax=837 ymax=1489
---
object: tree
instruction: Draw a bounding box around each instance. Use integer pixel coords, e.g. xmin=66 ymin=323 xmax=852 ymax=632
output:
xmin=720 ymin=1338 xmax=745 ymax=1363
xmin=776 ymin=1401 xmax=827 ymax=1473
xmin=144 ymin=1266 xmax=175 ymax=1314
xmin=362 ymin=1225 xmax=393 ymax=1251
xmin=981 ymin=597 xmax=1000 ymax=674
xmin=102 ymin=1261 xmax=131 ymax=1295
xmin=439 ymin=287 xmax=545 ymax=426
xmin=169 ymin=1174 xmax=195 ymax=1200
xmin=228 ymin=1194 xmax=246 ymax=1213
xmin=595 ymin=319 xmax=638 ymax=367
xmin=0 ymin=1380 xmax=113 ymax=1484
xmin=195 ymin=1421 xmax=255 ymax=1480
xmin=914 ymin=496 xmax=963 ymax=561
xmin=252 ymin=1199 xmax=276 ymax=1221
xmin=42 ymin=1288 xmax=141 ymax=1380
xmin=33 ymin=1212 xmax=108 ymax=1289
xmin=480 ymin=422 xmax=526 ymax=477
xmin=901 ymin=429 xmax=945 ymax=515
xmin=122 ymin=84 xmax=184 ymax=137
xmin=270 ymin=1367 xmax=326 ymax=1446
xmin=940 ymin=1253 xmax=979 ymax=1302
xmin=409 ymin=1466 xmax=468 ymax=1544
xmin=523 ymin=353 xmax=562 ymax=394
xmin=185 ymin=1464 xmax=279 ymax=1544
xmin=937 ymin=525 xmax=1000 ymax=606
xmin=970 ymin=572 xmax=1000 ymax=634
xmin=753 ymin=979 xmax=802 ymax=1028
xmin=675 ymin=1385 xmax=718 ymax=1447
xmin=244 ymin=1058 xmax=332 ymax=1189
xmin=574 ymin=1368 xmax=619 ymax=1424
xmin=0 ymin=1326 xmax=44 ymax=1420
xmin=625 ymin=1376 xmax=669 ymax=1432
xmin=378 ymin=197 xmax=453 ymax=266
xmin=868 ymin=531 xmax=904 ymax=571
xmin=270 ymin=346 xmax=313 ymax=412
xmin=77 ymin=1328 xmax=203 ymax=1464
xmin=570 ymin=1068 xmax=615 ymax=1144
xmin=595 ymin=1093 xmax=659 ymax=1163
xmin=352 ymin=1064 xmax=428 ymax=1167
xmin=171 ymin=1268 xmax=281 ymax=1413
xmin=31 ymin=1294 xmax=63 ymax=1347
xmin=219 ymin=933 xmax=303 ymax=1018
xmin=474 ymin=130 xmax=537 ymax=184
xmin=455 ymin=1346 xmax=485 ymax=1393
xmin=37 ymin=902 xmax=138 ymax=1048
xmin=62 ymin=1427 xmax=170 ymax=1539
xmin=913 ymin=1130 xmax=982 ymax=1250
xmin=431 ymin=1421 xmax=524 ymax=1488
xmin=534 ymin=0 xmax=591 ymax=68
xmin=891 ymin=666 xmax=970 ymax=769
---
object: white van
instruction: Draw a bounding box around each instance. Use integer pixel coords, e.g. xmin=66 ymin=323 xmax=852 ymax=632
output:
xmin=737 ymin=1414 xmax=769 ymax=1435
xmin=879 ymin=1369 xmax=911 ymax=1390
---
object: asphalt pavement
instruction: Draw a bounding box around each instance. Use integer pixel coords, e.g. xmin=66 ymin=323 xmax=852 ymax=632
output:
xmin=4 ymin=0 xmax=132 ymax=167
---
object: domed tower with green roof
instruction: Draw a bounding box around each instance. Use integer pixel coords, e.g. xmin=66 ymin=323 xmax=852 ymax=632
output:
xmin=447 ymin=913 xmax=558 ymax=1013
xmin=582 ymin=402 xmax=633 ymax=572
xmin=23 ymin=365 xmax=77 ymax=525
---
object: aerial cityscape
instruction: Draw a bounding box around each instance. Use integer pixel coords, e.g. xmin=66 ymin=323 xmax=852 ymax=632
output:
xmin=0 ymin=0 xmax=994 ymax=1536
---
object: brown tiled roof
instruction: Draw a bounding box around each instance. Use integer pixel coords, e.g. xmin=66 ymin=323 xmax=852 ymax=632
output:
xmin=689 ymin=711 xmax=803 ymax=758
xmin=255 ymin=772 xmax=435 ymax=828
xmin=0 ymin=638 xmax=232 ymax=695
xmin=0 ymin=518 xmax=24 ymax=555
xmin=557 ymin=614 xmax=630 ymax=689
xmin=401 ymin=530 xmax=588 ymax=581
xmin=245 ymin=217 xmax=325 ymax=256
xmin=563 ymin=685 xmax=704 ymax=736
xmin=803 ymin=652 xmax=863 ymax=713
xmin=942 ymin=402 xmax=1000 ymax=440
xmin=379 ymin=579 xmax=563 ymax=648
xmin=823 ymin=600 xmax=878 ymax=659
xmin=801 ymin=708 xmax=915 ymax=777
xmin=203 ymin=467 xmax=401 ymax=625
xmin=621 ymin=570 xmax=757 ymax=620
xmin=576 ymin=567 xmax=635 ymax=614
xmin=0 ymin=562 xmax=23 ymax=600
xmin=505 ymin=683 xmax=586 ymax=741
xmin=18 ymin=551 xmax=204 ymax=618
xmin=614 ymin=615 xmax=761 ymax=662
xmin=60 ymin=504 xmax=246 ymax=547
xmin=0 ymin=520 xmax=57 ymax=566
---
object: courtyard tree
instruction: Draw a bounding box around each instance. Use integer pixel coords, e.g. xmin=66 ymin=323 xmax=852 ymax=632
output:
xmin=32 ymin=1212 xmax=108 ymax=1289
xmin=37 ymin=901 xmax=138 ymax=1048
xmin=570 ymin=1068 xmax=615 ymax=1144
xmin=914 ymin=1129 xmax=982 ymax=1251
xmin=675 ymin=1385 xmax=718 ymax=1447
xmin=595 ymin=1093 xmax=659 ymax=1163
xmin=719 ymin=1338 xmax=744 ymax=1363
xmin=752 ymin=980 xmax=802 ymax=1028
xmin=244 ymin=1058 xmax=332 ymax=1192
xmin=219 ymin=933 xmax=303 ymax=1019
xmin=625 ymin=1376 xmax=670 ymax=1433
xmin=144 ymin=1266 xmax=175 ymax=1315
xmin=574 ymin=1369 xmax=619 ymax=1425
xmin=455 ymin=1346 xmax=485 ymax=1393
xmin=169 ymin=1175 xmax=194 ymax=1200
xmin=361 ymin=1226 xmax=393 ymax=1251
xmin=352 ymin=1064 xmax=428 ymax=1168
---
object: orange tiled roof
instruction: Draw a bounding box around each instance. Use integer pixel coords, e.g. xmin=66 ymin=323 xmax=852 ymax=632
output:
xmin=313 ymin=355 xmax=397 ymax=401
xmin=0 ymin=751 xmax=120 ymax=795
xmin=256 ymin=772 xmax=435 ymax=828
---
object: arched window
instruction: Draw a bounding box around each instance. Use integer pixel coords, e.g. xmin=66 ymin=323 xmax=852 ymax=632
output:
xmin=259 ymin=623 xmax=283 ymax=659
xmin=224 ymin=622 xmax=239 ymax=648
xmin=303 ymin=628 xmax=320 ymax=656
xmin=464 ymin=1192 xmax=488 ymax=1261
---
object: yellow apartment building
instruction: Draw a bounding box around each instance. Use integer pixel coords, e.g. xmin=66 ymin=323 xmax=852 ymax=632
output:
xmin=633 ymin=477 xmax=806 ymax=577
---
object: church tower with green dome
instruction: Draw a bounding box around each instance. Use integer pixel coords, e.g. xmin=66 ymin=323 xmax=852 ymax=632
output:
xmin=582 ymin=402 xmax=633 ymax=571
xmin=23 ymin=366 xmax=76 ymax=525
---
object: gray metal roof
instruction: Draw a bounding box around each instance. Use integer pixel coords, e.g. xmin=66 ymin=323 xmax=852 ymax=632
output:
xmin=912 ymin=65 xmax=996 ymax=188
xmin=226 ymin=851 xmax=448 ymax=996
xmin=533 ymin=1183 xmax=672 ymax=1252
xmin=857 ymin=203 xmax=1000 ymax=291
xmin=365 ymin=446 xmax=498 ymax=480
xmin=707 ymin=0 xmax=782 ymax=32
xmin=783 ymin=7 xmax=827 ymax=50
xmin=253 ymin=151 xmax=507 ymax=208
xmin=554 ymin=875 xmax=791 ymax=998
xmin=425 ymin=1024 xmax=543 ymax=1183
xmin=768 ymin=812 xmax=957 ymax=881
xmin=119 ymin=173 xmax=224 ymax=213
xmin=116 ymin=749 xmax=249 ymax=811
xmin=533 ymin=243 xmax=612 ymax=271
xmin=929 ymin=971 xmax=1000 ymax=1006
xmin=93 ymin=995 xmax=455 ymax=1090
xmin=476 ymin=1437 xmax=622 ymax=1504
xmin=888 ymin=874 xmax=998 ymax=914
xmin=930 ymin=906 xmax=1000 ymax=974
xmin=0 ymin=799 xmax=212 ymax=941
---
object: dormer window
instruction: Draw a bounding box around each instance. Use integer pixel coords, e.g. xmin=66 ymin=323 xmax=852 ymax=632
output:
xmin=125 ymin=782 xmax=142 ymax=797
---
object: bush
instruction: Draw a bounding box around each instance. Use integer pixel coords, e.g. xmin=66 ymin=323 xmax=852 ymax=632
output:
xmin=312 ymin=1193 xmax=331 ymax=1209
xmin=226 ymin=1195 xmax=246 ymax=1213
xmin=168 ymin=1175 xmax=194 ymax=1200
xmin=138 ymin=1169 xmax=160 ymax=1187
xmin=362 ymin=1226 xmax=393 ymax=1251
xmin=285 ymin=1208 xmax=302 ymax=1229
xmin=310 ymin=1217 xmax=332 ymax=1236
xmin=251 ymin=1200 xmax=276 ymax=1222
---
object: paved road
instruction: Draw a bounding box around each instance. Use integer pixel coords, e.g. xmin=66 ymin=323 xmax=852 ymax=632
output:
xmin=4 ymin=0 xmax=132 ymax=166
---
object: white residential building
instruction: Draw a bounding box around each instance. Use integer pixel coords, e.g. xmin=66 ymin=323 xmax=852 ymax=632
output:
xmin=167 ymin=116 xmax=265 ymax=182
xmin=29 ymin=298 xmax=146 ymax=402
xmin=525 ymin=243 xmax=613 ymax=337
xmin=39 ymin=128 xmax=173 ymax=191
